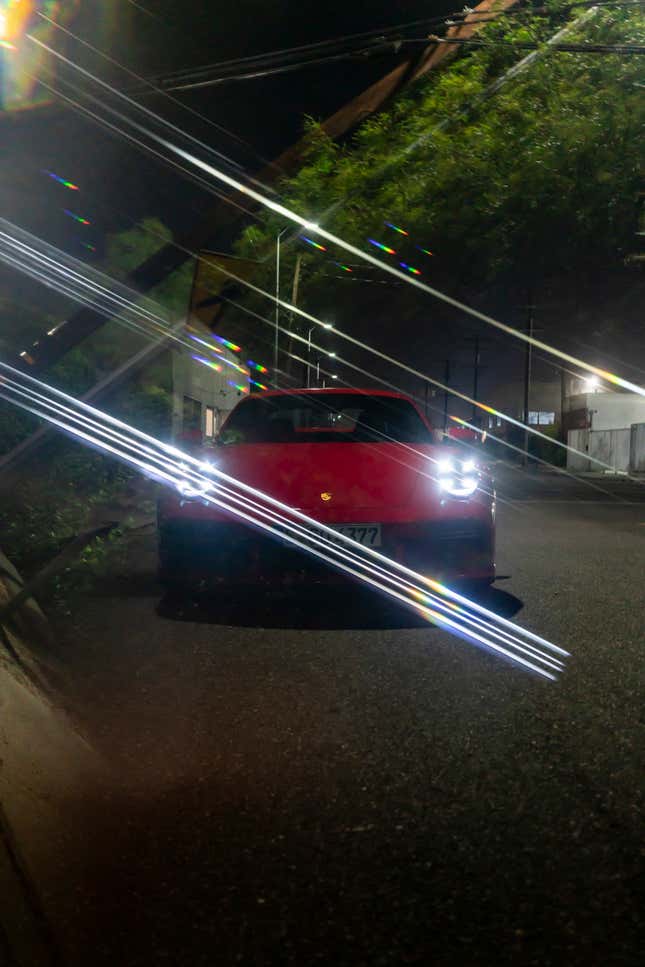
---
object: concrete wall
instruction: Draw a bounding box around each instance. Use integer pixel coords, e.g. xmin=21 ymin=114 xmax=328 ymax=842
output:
xmin=568 ymin=424 xmax=645 ymax=473
xmin=630 ymin=423 xmax=645 ymax=472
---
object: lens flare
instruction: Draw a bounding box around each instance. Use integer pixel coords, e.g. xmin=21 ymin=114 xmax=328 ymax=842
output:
xmin=23 ymin=37 xmax=643 ymax=400
xmin=385 ymin=221 xmax=409 ymax=236
xmin=251 ymin=379 xmax=268 ymax=390
xmin=191 ymin=353 xmax=222 ymax=373
xmin=43 ymin=170 xmax=79 ymax=190
xmin=247 ymin=360 xmax=268 ymax=374
xmin=228 ymin=380 xmax=248 ymax=393
xmin=215 ymin=334 xmax=241 ymax=352
xmin=300 ymin=235 xmax=327 ymax=252
xmin=333 ymin=262 xmax=353 ymax=273
xmin=416 ymin=246 xmax=434 ymax=256
xmin=187 ymin=332 xmax=223 ymax=353
xmin=0 ymin=359 xmax=569 ymax=680
xmin=399 ymin=262 xmax=421 ymax=276
xmin=63 ymin=209 xmax=91 ymax=226
xmin=368 ymin=238 xmax=396 ymax=255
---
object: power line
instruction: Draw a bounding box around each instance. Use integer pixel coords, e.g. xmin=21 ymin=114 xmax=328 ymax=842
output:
xmin=429 ymin=36 xmax=645 ymax=54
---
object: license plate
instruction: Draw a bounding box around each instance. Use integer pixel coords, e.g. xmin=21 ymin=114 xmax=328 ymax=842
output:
xmin=330 ymin=523 xmax=382 ymax=547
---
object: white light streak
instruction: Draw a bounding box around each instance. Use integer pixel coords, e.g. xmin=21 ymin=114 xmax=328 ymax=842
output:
xmin=24 ymin=31 xmax=644 ymax=400
xmin=0 ymin=359 xmax=568 ymax=679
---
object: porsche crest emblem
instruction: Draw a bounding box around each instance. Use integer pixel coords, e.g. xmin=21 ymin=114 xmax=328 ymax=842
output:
xmin=320 ymin=492 xmax=333 ymax=502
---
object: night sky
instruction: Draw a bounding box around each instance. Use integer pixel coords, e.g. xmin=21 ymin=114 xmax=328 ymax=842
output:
xmin=2 ymin=1 xmax=453 ymax=250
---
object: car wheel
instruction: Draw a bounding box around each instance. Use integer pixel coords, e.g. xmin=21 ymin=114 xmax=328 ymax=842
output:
xmin=157 ymin=522 xmax=190 ymax=590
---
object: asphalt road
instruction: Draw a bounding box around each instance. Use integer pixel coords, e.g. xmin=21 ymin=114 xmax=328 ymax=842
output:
xmin=38 ymin=468 xmax=645 ymax=965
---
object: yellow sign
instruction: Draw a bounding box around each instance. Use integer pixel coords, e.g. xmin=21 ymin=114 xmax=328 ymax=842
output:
xmin=320 ymin=492 xmax=333 ymax=502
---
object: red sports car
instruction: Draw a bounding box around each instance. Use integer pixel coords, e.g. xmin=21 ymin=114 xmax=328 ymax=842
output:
xmin=157 ymin=388 xmax=496 ymax=590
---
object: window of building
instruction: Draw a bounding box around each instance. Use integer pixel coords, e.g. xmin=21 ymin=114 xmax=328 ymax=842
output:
xmin=529 ymin=411 xmax=555 ymax=426
xmin=183 ymin=396 xmax=202 ymax=432
xmin=488 ymin=415 xmax=503 ymax=428
xmin=205 ymin=406 xmax=215 ymax=438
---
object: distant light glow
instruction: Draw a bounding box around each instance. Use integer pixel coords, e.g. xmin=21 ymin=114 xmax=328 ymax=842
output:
xmin=385 ymin=221 xmax=409 ymax=236
xmin=43 ymin=170 xmax=79 ymax=191
xmin=64 ymin=210 xmax=91 ymax=226
xmin=368 ymin=238 xmax=396 ymax=255
xmin=399 ymin=262 xmax=421 ymax=276
xmin=191 ymin=353 xmax=222 ymax=373
xmin=333 ymin=262 xmax=353 ymax=273
xmin=300 ymin=235 xmax=327 ymax=252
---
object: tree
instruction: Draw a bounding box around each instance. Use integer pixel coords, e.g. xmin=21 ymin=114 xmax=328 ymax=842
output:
xmin=234 ymin=2 xmax=644 ymax=329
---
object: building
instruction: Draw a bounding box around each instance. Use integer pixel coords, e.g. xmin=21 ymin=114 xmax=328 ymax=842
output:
xmin=563 ymin=390 xmax=645 ymax=473
xmin=483 ymin=378 xmax=562 ymax=434
xmin=171 ymin=344 xmax=249 ymax=449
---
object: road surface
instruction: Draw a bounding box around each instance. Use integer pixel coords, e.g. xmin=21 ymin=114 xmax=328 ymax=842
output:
xmin=16 ymin=468 xmax=645 ymax=965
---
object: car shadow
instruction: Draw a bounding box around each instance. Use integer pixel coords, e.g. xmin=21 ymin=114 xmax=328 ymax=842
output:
xmin=156 ymin=584 xmax=524 ymax=630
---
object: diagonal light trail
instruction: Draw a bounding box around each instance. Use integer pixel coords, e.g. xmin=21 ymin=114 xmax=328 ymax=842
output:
xmin=24 ymin=31 xmax=645 ymax=400
xmin=3 ymin=217 xmax=634 ymax=483
xmin=0 ymin=359 xmax=568 ymax=679
xmin=18 ymin=41 xmax=639 ymax=476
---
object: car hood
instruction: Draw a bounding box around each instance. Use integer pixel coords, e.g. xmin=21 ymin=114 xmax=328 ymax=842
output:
xmin=212 ymin=441 xmax=442 ymax=513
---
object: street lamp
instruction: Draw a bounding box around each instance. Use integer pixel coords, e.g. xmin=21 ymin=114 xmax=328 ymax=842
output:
xmin=306 ymin=322 xmax=332 ymax=387
xmin=274 ymin=228 xmax=289 ymax=386
xmin=582 ymin=375 xmax=600 ymax=394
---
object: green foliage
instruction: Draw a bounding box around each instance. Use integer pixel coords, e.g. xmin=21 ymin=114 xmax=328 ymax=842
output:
xmin=236 ymin=3 xmax=644 ymax=293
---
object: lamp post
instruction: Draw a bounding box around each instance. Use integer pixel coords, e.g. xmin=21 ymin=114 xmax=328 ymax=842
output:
xmin=307 ymin=323 xmax=332 ymax=387
xmin=274 ymin=228 xmax=288 ymax=386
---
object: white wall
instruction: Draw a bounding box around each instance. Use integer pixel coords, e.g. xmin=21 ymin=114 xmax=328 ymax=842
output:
xmin=566 ymin=392 xmax=645 ymax=431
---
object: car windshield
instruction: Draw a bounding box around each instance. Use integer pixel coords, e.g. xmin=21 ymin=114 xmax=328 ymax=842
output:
xmin=219 ymin=393 xmax=433 ymax=444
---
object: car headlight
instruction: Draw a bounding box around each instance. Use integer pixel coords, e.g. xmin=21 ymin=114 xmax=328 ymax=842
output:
xmin=177 ymin=478 xmax=214 ymax=499
xmin=436 ymin=457 xmax=479 ymax=498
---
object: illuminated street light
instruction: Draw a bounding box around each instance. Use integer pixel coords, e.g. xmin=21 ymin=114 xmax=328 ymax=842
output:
xmin=582 ymin=375 xmax=601 ymax=393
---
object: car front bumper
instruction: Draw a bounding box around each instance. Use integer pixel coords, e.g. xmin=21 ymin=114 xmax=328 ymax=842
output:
xmin=158 ymin=517 xmax=495 ymax=589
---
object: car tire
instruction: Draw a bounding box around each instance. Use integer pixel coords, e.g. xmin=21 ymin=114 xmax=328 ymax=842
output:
xmin=157 ymin=522 xmax=190 ymax=590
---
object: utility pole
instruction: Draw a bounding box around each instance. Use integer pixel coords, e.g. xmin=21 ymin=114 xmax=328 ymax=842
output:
xmin=286 ymin=253 xmax=302 ymax=383
xmin=274 ymin=228 xmax=288 ymax=386
xmin=522 ymin=301 xmax=535 ymax=467
xmin=443 ymin=359 xmax=451 ymax=432
xmin=471 ymin=334 xmax=480 ymax=425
